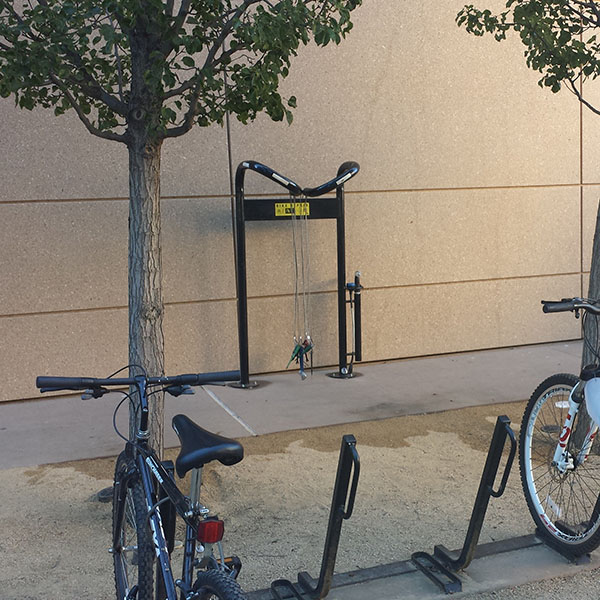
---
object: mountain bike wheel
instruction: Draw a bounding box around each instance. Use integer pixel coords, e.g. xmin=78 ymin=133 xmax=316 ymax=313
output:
xmin=520 ymin=373 xmax=600 ymax=555
xmin=193 ymin=569 xmax=247 ymax=600
xmin=113 ymin=451 xmax=156 ymax=600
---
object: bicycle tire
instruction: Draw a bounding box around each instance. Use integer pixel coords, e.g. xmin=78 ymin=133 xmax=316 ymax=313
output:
xmin=113 ymin=450 xmax=156 ymax=600
xmin=520 ymin=373 xmax=600 ymax=555
xmin=193 ymin=569 xmax=247 ymax=600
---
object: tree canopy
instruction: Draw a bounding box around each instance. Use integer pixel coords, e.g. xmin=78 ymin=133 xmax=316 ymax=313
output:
xmin=458 ymin=1 xmax=600 ymax=115
xmin=0 ymin=0 xmax=362 ymax=143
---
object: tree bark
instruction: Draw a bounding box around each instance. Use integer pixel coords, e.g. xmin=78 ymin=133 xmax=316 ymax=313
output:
xmin=583 ymin=204 xmax=600 ymax=368
xmin=128 ymin=133 xmax=165 ymax=456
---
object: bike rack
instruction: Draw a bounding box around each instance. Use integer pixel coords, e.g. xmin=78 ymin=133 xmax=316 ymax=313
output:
xmin=411 ymin=415 xmax=516 ymax=594
xmin=269 ymin=434 xmax=360 ymax=600
xmin=248 ymin=414 xmax=599 ymax=600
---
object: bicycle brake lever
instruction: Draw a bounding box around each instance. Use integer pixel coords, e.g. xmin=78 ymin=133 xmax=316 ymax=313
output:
xmin=81 ymin=387 xmax=109 ymax=400
xmin=165 ymin=384 xmax=195 ymax=397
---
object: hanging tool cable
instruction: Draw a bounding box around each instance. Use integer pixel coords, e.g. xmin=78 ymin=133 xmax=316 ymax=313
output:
xmin=286 ymin=192 xmax=314 ymax=379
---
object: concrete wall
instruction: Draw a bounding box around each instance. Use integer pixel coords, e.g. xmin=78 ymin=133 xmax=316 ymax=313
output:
xmin=0 ymin=1 xmax=590 ymax=402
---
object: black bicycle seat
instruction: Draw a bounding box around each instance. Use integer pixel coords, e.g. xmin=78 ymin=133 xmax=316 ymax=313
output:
xmin=172 ymin=414 xmax=244 ymax=478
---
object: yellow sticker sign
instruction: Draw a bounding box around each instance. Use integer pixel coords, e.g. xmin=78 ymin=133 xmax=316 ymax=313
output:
xmin=275 ymin=202 xmax=310 ymax=217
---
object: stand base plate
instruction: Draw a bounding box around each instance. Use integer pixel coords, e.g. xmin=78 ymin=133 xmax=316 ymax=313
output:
xmin=228 ymin=381 xmax=259 ymax=389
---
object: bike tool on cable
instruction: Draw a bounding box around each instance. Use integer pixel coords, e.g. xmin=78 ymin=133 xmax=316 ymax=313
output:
xmin=286 ymin=189 xmax=314 ymax=380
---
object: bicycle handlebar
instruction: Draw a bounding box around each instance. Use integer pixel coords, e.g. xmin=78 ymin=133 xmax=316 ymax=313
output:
xmin=36 ymin=370 xmax=241 ymax=393
xmin=237 ymin=160 xmax=359 ymax=197
xmin=302 ymin=161 xmax=360 ymax=197
xmin=542 ymin=298 xmax=600 ymax=315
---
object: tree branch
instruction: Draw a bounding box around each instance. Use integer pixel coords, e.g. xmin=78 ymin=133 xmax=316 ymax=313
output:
xmin=49 ymin=73 xmax=128 ymax=143
xmin=162 ymin=0 xmax=259 ymax=129
xmin=570 ymin=1 xmax=600 ymax=27
xmin=566 ymin=76 xmax=600 ymax=116
xmin=107 ymin=13 xmax=126 ymax=103
xmin=4 ymin=1 xmax=128 ymax=116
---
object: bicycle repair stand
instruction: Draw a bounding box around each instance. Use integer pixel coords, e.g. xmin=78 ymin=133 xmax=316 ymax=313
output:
xmin=232 ymin=161 xmax=363 ymax=388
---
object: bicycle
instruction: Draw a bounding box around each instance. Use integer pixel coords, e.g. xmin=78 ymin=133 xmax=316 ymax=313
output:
xmin=520 ymin=297 xmax=600 ymax=556
xmin=36 ymin=368 xmax=248 ymax=600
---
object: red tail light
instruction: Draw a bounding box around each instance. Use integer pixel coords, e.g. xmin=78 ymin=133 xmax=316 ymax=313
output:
xmin=197 ymin=518 xmax=224 ymax=543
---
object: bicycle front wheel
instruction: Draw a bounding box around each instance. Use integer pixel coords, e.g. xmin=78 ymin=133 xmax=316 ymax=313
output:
xmin=113 ymin=450 xmax=156 ymax=600
xmin=520 ymin=373 xmax=600 ymax=555
xmin=193 ymin=569 xmax=247 ymax=600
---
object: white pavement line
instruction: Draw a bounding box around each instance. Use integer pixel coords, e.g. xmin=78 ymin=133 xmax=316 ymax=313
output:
xmin=203 ymin=387 xmax=258 ymax=436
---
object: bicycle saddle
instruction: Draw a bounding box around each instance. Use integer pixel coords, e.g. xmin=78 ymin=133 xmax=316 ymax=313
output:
xmin=172 ymin=414 xmax=244 ymax=478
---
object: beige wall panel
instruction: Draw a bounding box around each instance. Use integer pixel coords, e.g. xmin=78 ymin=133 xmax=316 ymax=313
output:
xmin=2 ymin=299 xmax=238 ymax=402
xmin=161 ymin=126 xmax=230 ymax=198
xmin=0 ymin=200 xmax=128 ymax=314
xmin=581 ymin=81 xmax=600 ymax=184
xmin=164 ymin=301 xmax=239 ymax=375
xmin=0 ymin=100 xmax=230 ymax=202
xmin=243 ymin=218 xmax=339 ymax=297
xmin=162 ymin=198 xmax=236 ymax=302
xmin=0 ymin=101 xmax=127 ymax=202
xmin=363 ymin=275 xmax=581 ymax=363
xmin=0 ymin=197 xmax=238 ymax=317
xmin=229 ymin=0 xmax=578 ymax=196
xmin=1 ymin=308 xmax=128 ymax=402
xmin=347 ymin=186 xmax=580 ymax=289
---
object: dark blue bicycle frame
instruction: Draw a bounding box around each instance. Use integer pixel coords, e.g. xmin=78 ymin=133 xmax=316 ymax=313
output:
xmin=112 ymin=378 xmax=201 ymax=600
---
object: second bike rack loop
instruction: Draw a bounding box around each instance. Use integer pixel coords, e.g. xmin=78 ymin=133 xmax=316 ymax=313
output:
xmin=411 ymin=415 xmax=517 ymax=594
xmin=270 ymin=434 xmax=360 ymax=600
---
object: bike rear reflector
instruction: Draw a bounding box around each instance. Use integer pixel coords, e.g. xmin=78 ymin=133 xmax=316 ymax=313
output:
xmin=197 ymin=519 xmax=224 ymax=544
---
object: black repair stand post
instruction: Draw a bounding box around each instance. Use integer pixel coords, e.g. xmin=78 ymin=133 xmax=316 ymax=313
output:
xmin=411 ymin=415 xmax=517 ymax=594
xmin=232 ymin=161 xmax=361 ymax=388
xmin=270 ymin=434 xmax=360 ymax=600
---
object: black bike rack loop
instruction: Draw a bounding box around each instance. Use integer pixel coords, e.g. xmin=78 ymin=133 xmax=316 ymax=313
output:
xmin=412 ymin=415 xmax=516 ymax=593
xmin=232 ymin=161 xmax=362 ymax=388
xmin=270 ymin=434 xmax=360 ymax=600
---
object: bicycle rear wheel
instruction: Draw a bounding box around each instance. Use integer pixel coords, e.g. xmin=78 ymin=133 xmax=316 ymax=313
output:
xmin=193 ymin=569 xmax=247 ymax=600
xmin=113 ymin=450 xmax=156 ymax=600
xmin=520 ymin=373 xmax=600 ymax=555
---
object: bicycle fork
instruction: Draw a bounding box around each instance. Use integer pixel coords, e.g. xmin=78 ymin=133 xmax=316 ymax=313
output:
xmin=553 ymin=379 xmax=600 ymax=473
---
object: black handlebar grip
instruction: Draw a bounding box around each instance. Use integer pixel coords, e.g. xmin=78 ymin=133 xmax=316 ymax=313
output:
xmin=36 ymin=376 xmax=99 ymax=390
xmin=241 ymin=161 xmax=303 ymax=195
xmin=541 ymin=300 xmax=575 ymax=313
xmin=176 ymin=370 xmax=241 ymax=385
xmin=303 ymin=161 xmax=360 ymax=197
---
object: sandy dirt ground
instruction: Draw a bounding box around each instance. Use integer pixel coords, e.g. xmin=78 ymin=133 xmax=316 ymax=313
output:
xmin=2 ymin=400 xmax=600 ymax=599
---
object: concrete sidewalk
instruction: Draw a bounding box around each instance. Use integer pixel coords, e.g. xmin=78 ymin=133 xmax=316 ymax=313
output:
xmin=0 ymin=340 xmax=581 ymax=469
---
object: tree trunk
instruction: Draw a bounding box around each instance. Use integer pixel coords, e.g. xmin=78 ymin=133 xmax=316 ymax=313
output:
xmin=583 ymin=204 xmax=600 ymax=368
xmin=128 ymin=134 xmax=165 ymax=456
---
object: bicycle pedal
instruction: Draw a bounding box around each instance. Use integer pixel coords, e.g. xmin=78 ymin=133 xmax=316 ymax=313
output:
xmin=223 ymin=556 xmax=242 ymax=578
